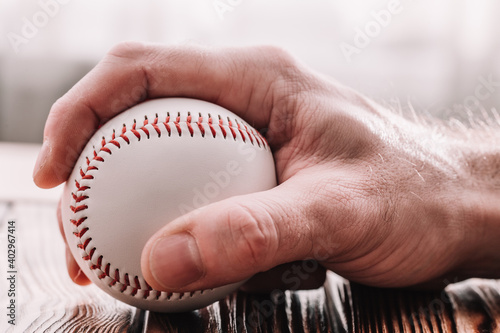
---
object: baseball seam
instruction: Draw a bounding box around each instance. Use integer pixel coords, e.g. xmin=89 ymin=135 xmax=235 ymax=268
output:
xmin=69 ymin=111 xmax=268 ymax=301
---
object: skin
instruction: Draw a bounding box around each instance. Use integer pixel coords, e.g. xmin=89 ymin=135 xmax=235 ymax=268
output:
xmin=33 ymin=42 xmax=500 ymax=293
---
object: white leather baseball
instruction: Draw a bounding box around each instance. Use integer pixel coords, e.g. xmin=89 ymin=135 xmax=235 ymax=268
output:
xmin=61 ymin=98 xmax=276 ymax=312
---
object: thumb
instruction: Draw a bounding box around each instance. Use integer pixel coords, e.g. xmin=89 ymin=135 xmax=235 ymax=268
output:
xmin=141 ymin=186 xmax=316 ymax=292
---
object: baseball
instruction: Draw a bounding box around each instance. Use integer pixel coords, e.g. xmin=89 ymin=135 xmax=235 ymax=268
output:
xmin=61 ymin=98 xmax=277 ymax=312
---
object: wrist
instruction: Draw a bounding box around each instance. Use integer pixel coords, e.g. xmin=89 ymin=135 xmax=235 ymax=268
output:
xmin=459 ymin=190 xmax=500 ymax=278
xmin=454 ymin=136 xmax=500 ymax=279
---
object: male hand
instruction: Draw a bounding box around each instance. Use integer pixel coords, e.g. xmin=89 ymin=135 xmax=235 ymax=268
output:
xmin=34 ymin=42 xmax=499 ymax=293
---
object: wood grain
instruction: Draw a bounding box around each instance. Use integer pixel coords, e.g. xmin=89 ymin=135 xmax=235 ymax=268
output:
xmin=1 ymin=200 xmax=499 ymax=332
xmin=1 ymin=201 xmax=139 ymax=333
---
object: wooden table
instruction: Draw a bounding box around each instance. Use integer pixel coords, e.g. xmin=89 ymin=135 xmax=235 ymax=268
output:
xmin=1 ymin=143 xmax=499 ymax=332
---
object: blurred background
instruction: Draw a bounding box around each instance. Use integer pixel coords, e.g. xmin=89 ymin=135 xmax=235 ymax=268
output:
xmin=0 ymin=0 xmax=499 ymax=143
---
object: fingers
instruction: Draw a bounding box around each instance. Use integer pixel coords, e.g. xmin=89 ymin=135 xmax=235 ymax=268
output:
xmin=33 ymin=43 xmax=300 ymax=189
xmin=57 ymin=198 xmax=65 ymax=241
xmin=140 ymin=181 xmax=332 ymax=293
xmin=65 ymin=247 xmax=91 ymax=285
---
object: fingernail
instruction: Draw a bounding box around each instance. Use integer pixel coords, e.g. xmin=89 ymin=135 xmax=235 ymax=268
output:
xmin=33 ymin=140 xmax=51 ymax=179
xmin=150 ymin=233 xmax=204 ymax=289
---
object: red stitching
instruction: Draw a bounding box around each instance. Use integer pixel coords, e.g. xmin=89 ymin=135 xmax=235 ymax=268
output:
xmin=109 ymin=129 xmax=121 ymax=148
xmin=73 ymin=227 xmax=89 ymax=238
xmin=208 ymin=114 xmax=216 ymax=137
xmin=163 ymin=113 xmax=172 ymax=136
xmin=91 ymin=255 xmax=102 ymax=270
xmin=131 ymin=278 xmax=139 ymax=296
xmin=109 ymin=269 xmax=120 ymax=287
xmin=122 ymin=274 xmax=130 ymax=293
xmin=243 ymin=124 xmax=254 ymax=144
xmin=70 ymin=111 xmax=269 ymax=298
xmin=145 ymin=280 xmax=153 ymax=291
xmin=141 ymin=126 xmax=150 ymax=139
xmin=100 ymin=137 xmax=112 ymax=155
xmin=70 ymin=204 xmax=87 ymax=213
xmin=186 ymin=113 xmax=194 ymax=136
xmin=103 ymin=263 xmax=111 ymax=280
xmin=141 ymin=117 xmax=150 ymax=139
xmin=72 ymin=193 xmax=88 ymax=203
xmin=152 ymin=114 xmax=161 ymax=137
xmin=121 ymin=125 xmax=130 ymax=144
xmin=236 ymin=120 xmax=246 ymax=142
xmin=70 ymin=217 xmax=87 ymax=227
xmin=227 ymin=118 xmax=237 ymax=140
xmin=261 ymin=134 xmax=269 ymax=148
xmin=197 ymin=114 xmax=205 ymax=137
xmin=83 ymin=247 xmax=95 ymax=261
xmin=252 ymin=128 xmax=262 ymax=148
xmin=93 ymin=150 xmax=104 ymax=162
xmin=174 ymin=114 xmax=182 ymax=136
xmin=143 ymin=281 xmax=152 ymax=299
xmin=80 ymin=168 xmax=94 ymax=180
xmin=131 ymin=120 xmax=141 ymax=140
xmin=262 ymin=137 xmax=269 ymax=148
xmin=109 ymin=140 xmax=120 ymax=148
xmin=218 ymin=116 xmax=227 ymax=138
xmin=134 ymin=276 xmax=141 ymax=290
xmin=75 ymin=180 xmax=90 ymax=192
xmin=77 ymin=237 xmax=91 ymax=250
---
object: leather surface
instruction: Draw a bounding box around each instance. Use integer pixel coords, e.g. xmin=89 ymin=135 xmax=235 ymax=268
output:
xmin=61 ymin=98 xmax=276 ymax=312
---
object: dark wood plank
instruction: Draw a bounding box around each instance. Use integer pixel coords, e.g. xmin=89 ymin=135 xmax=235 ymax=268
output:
xmin=2 ymin=199 xmax=500 ymax=332
xmin=145 ymin=274 xmax=500 ymax=332
xmin=447 ymin=279 xmax=500 ymax=332
xmin=145 ymin=287 xmax=339 ymax=333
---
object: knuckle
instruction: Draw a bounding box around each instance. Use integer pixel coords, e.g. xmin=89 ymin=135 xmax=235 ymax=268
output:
xmin=258 ymin=45 xmax=295 ymax=67
xmin=253 ymin=45 xmax=303 ymax=82
xmin=225 ymin=204 xmax=278 ymax=268
xmin=50 ymin=96 xmax=72 ymax=115
xmin=267 ymin=48 xmax=302 ymax=81
xmin=106 ymin=41 xmax=153 ymax=61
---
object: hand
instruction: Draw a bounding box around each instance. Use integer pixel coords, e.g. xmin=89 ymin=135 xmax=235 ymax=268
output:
xmin=34 ymin=42 xmax=500 ymax=293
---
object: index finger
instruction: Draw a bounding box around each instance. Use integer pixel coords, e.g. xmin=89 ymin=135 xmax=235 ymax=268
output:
xmin=33 ymin=42 xmax=295 ymax=188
